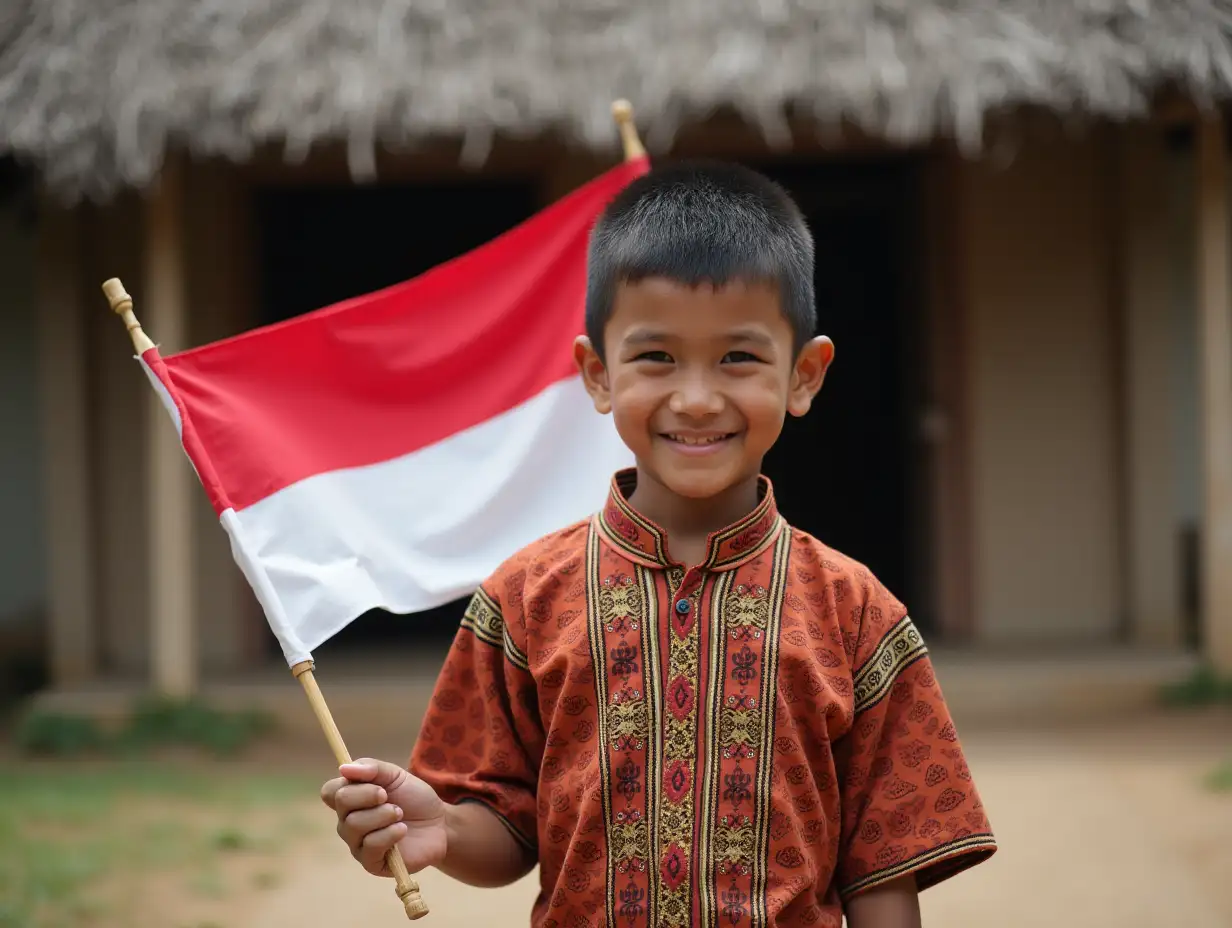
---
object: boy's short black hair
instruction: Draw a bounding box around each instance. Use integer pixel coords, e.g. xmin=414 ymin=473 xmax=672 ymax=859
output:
xmin=585 ymin=159 xmax=816 ymax=358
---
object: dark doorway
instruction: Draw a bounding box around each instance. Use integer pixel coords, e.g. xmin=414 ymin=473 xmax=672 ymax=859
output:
xmin=754 ymin=157 xmax=930 ymax=631
xmin=251 ymin=158 xmax=933 ymax=655
xmin=253 ymin=177 xmax=541 ymax=655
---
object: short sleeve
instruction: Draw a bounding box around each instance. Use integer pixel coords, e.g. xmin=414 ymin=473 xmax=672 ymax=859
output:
xmin=834 ymin=582 xmax=996 ymax=899
xmin=408 ymin=578 xmax=542 ymax=851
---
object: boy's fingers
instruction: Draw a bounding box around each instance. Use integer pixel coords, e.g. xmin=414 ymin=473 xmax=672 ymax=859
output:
xmin=339 ymin=758 xmax=409 ymax=791
xmin=357 ymin=822 xmax=408 ymax=872
xmin=334 ymin=782 xmax=388 ymax=815
xmin=319 ymin=776 xmax=346 ymax=809
xmin=327 ymin=758 xmax=412 ymax=878
xmin=341 ymin=803 xmax=404 ymax=842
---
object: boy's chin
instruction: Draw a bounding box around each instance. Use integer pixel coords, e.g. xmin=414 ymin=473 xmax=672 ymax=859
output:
xmin=649 ymin=462 xmax=753 ymax=502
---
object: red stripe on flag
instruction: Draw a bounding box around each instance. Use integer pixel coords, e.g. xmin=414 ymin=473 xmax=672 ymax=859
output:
xmin=157 ymin=157 xmax=648 ymax=513
xmin=142 ymin=345 xmax=234 ymax=513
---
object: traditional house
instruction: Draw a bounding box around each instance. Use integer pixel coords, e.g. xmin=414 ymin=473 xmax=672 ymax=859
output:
xmin=2 ymin=2 xmax=1230 ymax=727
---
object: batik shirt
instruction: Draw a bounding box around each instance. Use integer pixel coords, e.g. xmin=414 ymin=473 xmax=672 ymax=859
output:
xmin=409 ymin=470 xmax=996 ymax=927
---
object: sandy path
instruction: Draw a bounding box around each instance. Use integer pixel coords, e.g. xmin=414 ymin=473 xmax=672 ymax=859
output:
xmin=231 ymin=710 xmax=1232 ymax=927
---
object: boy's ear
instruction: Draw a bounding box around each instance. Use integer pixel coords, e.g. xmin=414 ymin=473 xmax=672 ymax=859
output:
xmin=574 ymin=336 xmax=612 ymax=414
xmin=787 ymin=336 xmax=834 ymax=418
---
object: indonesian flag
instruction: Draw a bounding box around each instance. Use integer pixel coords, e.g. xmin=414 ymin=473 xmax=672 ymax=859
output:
xmin=137 ymin=156 xmax=648 ymax=667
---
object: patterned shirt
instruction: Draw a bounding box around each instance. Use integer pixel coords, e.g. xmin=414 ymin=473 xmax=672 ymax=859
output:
xmin=410 ymin=470 xmax=996 ymax=927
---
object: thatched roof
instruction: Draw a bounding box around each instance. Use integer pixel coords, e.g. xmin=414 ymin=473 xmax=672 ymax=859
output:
xmin=3 ymin=0 xmax=1232 ymax=202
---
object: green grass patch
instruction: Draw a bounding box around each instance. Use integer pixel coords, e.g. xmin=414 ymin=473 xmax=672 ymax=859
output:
xmin=1204 ymin=760 xmax=1232 ymax=793
xmin=0 ymin=760 xmax=318 ymax=928
xmin=14 ymin=697 xmax=274 ymax=760
xmin=1158 ymin=664 xmax=1232 ymax=708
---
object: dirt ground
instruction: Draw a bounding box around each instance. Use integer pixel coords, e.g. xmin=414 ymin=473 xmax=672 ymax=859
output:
xmin=153 ymin=708 xmax=1232 ymax=928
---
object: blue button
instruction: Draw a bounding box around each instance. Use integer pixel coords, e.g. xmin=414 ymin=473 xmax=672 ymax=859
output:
xmin=675 ymin=599 xmax=690 ymax=615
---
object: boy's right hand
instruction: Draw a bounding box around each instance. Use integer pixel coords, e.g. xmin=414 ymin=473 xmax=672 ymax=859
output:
xmin=320 ymin=758 xmax=448 ymax=876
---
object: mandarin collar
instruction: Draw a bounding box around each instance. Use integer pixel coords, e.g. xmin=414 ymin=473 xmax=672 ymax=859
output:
xmin=595 ymin=468 xmax=784 ymax=571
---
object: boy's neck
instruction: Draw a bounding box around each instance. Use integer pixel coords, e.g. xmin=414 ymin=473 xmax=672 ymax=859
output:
xmin=627 ymin=468 xmax=763 ymax=557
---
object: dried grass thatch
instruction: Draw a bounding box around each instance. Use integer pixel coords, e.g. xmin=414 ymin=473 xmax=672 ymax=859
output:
xmin=3 ymin=0 xmax=1232 ymax=201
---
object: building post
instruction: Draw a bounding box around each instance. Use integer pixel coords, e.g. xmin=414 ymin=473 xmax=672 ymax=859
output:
xmin=1195 ymin=115 xmax=1232 ymax=674
xmin=36 ymin=202 xmax=98 ymax=685
xmin=144 ymin=154 xmax=197 ymax=696
xmin=1119 ymin=126 xmax=1183 ymax=648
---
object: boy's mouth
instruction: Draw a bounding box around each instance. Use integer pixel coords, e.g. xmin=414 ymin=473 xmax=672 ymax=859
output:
xmin=660 ymin=431 xmax=739 ymax=455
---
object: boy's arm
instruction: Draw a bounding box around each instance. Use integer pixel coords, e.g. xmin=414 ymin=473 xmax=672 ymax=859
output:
xmin=844 ymin=875 xmax=922 ymax=928
xmin=439 ymin=800 xmax=537 ymax=887
xmin=833 ymin=578 xmax=997 ymax=911
xmin=324 ymin=757 xmax=533 ymax=887
xmin=408 ymin=577 xmax=544 ymax=885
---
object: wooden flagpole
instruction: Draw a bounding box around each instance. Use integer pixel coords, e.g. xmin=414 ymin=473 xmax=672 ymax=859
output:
xmin=97 ymin=100 xmax=645 ymax=924
xmin=100 ymin=277 xmax=431 ymax=921
xmin=611 ymin=98 xmax=646 ymax=161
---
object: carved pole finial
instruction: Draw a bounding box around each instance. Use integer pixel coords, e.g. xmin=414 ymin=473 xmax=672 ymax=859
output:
xmin=101 ymin=278 xmax=155 ymax=353
xmin=611 ymin=99 xmax=646 ymax=162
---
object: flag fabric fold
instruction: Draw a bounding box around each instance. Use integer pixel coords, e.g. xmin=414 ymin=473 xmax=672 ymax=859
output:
xmin=138 ymin=156 xmax=648 ymax=666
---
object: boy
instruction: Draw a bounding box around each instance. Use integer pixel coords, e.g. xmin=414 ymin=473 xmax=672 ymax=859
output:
xmin=321 ymin=161 xmax=996 ymax=927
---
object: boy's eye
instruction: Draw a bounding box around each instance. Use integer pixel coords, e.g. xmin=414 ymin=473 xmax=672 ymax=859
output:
xmin=723 ymin=351 xmax=762 ymax=363
xmin=632 ymin=350 xmax=673 ymax=363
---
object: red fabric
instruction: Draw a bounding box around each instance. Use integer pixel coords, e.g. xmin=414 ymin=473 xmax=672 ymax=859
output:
xmin=410 ymin=471 xmax=996 ymax=927
xmin=149 ymin=157 xmax=648 ymax=515
xmin=140 ymin=345 xmax=228 ymax=510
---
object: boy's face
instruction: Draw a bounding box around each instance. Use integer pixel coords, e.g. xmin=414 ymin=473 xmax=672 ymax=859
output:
xmin=575 ymin=277 xmax=832 ymax=503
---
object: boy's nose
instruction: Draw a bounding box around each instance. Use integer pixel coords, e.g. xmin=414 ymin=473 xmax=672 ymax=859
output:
xmin=668 ymin=378 xmax=724 ymax=418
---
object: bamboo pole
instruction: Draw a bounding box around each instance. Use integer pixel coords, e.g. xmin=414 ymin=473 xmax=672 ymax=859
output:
xmin=94 ymin=101 xmax=644 ymax=923
xmin=99 ymin=277 xmax=430 ymax=921
xmin=290 ymin=659 xmax=429 ymax=920
xmin=102 ymin=279 xmax=154 ymax=352
xmin=612 ymin=99 xmax=646 ymax=161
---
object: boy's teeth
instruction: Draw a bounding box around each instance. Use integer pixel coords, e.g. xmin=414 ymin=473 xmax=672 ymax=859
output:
xmin=669 ymin=434 xmax=725 ymax=445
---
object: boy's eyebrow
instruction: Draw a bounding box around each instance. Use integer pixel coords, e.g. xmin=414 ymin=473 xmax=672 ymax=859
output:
xmin=622 ymin=329 xmax=669 ymax=346
xmin=621 ymin=328 xmax=778 ymax=348
xmin=725 ymin=327 xmax=777 ymax=348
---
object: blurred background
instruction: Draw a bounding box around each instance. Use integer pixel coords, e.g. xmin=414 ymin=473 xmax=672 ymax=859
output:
xmin=1 ymin=2 xmax=1231 ymax=926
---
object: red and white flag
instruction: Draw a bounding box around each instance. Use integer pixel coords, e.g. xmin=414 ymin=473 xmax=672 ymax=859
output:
xmin=137 ymin=157 xmax=648 ymax=666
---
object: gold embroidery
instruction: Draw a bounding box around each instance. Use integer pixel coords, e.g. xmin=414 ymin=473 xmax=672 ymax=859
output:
xmin=588 ymin=476 xmax=793 ymax=927
xmin=706 ymin=513 xmax=783 ymax=571
xmin=461 ymin=587 xmax=529 ymax=671
xmin=639 ymin=570 xmax=665 ymax=925
xmin=747 ymin=530 xmax=791 ymax=924
xmin=724 ymin=583 xmax=771 ymax=632
xmin=668 ymin=632 xmax=700 ymax=677
xmin=697 ymin=529 xmax=792 ymax=928
xmin=655 ymin=569 xmax=703 ymax=927
xmin=461 ymin=588 xmax=502 ymax=647
xmin=712 ymin=815 xmax=755 ymax=871
xmin=586 ymin=529 xmax=618 ymax=928
xmin=697 ymin=571 xmax=730 ymax=928
xmin=599 ymin=472 xmax=783 ymax=569
xmin=852 ymin=615 xmax=928 ymax=714
xmin=599 ymin=480 xmax=669 ymax=565
xmin=659 ymin=891 xmax=690 ymax=926
xmin=589 ymin=527 xmax=662 ymax=928
xmin=664 ymin=717 xmax=695 ymax=759
xmin=659 ymin=802 xmax=691 ymax=840
xmin=610 ymin=817 xmax=650 ymax=863
xmin=718 ymin=708 xmax=761 ymax=750
xmin=599 ymin=573 xmax=643 ymax=627
xmin=607 ymin=696 xmax=649 ymax=745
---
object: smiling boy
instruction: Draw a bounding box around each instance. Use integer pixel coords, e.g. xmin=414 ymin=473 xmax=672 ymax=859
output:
xmin=321 ymin=161 xmax=996 ymax=927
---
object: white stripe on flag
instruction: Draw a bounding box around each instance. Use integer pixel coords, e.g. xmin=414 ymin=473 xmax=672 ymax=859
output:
xmin=139 ymin=354 xmax=184 ymax=437
xmin=216 ymin=375 xmax=632 ymax=665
